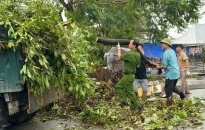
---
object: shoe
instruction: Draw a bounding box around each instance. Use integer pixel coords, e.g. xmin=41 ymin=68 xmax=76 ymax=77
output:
xmin=180 ymin=92 xmax=186 ymax=100
xmin=160 ymin=93 xmax=166 ymax=98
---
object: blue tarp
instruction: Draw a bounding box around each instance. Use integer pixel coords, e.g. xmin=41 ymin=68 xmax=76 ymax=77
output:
xmin=143 ymin=43 xmax=178 ymax=58
xmin=143 ymin=43 xmax=163 ymax=58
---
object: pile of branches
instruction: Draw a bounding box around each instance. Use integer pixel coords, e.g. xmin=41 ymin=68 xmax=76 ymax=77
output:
xmin=89 ymin=65 xmax=123 ymax=85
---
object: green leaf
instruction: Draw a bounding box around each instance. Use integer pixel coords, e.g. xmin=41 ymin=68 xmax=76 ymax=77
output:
xmin=8 ymin=42 xmax=14 ymax=48
xmin=61 ymin=54 xmax=66 ymax=60
xmin=38 ymin=58 xmax=44 ymax=66
xmin=20 ymin=65 xmax=27 ymax=74
xmin=45 ymin=76 xmax=50 ymax=88
xmin=168 ymin=126 xmax=173 ymax=130
xmin=27 ymin=69 xmax=32 ymax=79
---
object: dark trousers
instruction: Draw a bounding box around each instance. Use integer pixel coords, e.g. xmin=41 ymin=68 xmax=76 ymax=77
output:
xmin=165 ymin=79 xmax=184 ymax=98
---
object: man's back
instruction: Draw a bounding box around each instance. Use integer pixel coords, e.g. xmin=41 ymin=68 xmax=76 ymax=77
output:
xmin=162 ymin=48 xmax=180 ymax=79
xmin=135 ymin=59 xmax=147 ymax=79
xmin=121 ymin=50 xmax=140 ymax=74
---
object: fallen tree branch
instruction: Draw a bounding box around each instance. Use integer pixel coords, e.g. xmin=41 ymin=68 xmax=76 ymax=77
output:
xmin=96 ymin=37 xmax=130 ymax=45
xmin=96 ymin=37 xmax=157 ymax=67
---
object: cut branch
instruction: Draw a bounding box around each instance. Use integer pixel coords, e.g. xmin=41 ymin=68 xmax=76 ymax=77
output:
xmin=96 ymin=37 xmax=157 ymax=67
xmin=96 ymin=37 xmax=130 ymax=45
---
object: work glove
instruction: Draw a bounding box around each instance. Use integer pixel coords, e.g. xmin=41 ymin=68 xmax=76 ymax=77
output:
xmin=186 ymin=71 xmax=191 ymax=76
xmin=116 ymin=42 xmax=121 ymax=49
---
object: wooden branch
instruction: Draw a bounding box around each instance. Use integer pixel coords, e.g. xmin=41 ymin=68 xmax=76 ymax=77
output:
xmin=94 ymin=0 xmax=129 ymax=5
xmin=96 ymin=37 xmax=130 ymax=45
xmin=96 ymin=37 xmax=157 ymax=67
xmin=59 ymin=0 xmax=74 ymax=11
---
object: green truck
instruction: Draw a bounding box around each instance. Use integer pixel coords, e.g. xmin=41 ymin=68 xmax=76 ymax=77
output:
xmin=0 ymin=26 xmax=61 ymax=128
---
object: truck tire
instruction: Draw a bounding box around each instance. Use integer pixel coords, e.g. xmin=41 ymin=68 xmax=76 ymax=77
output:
xmin=0 ymin=97 xmax=9 ymax=127
xmin=8 ymin=110 xmax=36 ymax=125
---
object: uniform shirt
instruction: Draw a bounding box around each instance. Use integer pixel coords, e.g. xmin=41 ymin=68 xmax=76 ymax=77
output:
xmin=162 ymin=48 xmax=180 ymax=79
xmin=135 ymin=59 xmax=147 ymax=79
xmin=177 ymin=51 xmax=189 ymax=71
xmin=121 ymin=50 xmax=140 ymax=74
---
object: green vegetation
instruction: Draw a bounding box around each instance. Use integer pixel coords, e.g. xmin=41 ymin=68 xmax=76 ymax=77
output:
xmin=78 ymin=81 xmax=205 ymax=129
xmin=38 ymin=82 xmax=205 ymax=130
xmin=0 ymin=0 xmax=94 ymax=103
xmin=0 ymin=0 xmax=203 ymax=102
xmin=1 ymin=0 xmax=205 ymax=129
xmin=36 ymin=67 xmax=205 ymax=130
xmin=60 ymin=0 xmax=203 ymax=41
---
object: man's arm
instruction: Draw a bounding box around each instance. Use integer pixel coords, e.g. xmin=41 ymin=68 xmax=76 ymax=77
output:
xmin=136 ymin=53 xmax=141 ymax=68
xmin=137 ymin=48 xmax=157 ymax=67
xmin=185 ymin=59 xmax=190 ymax=71
xmin=117 ymin=43 xmax=130 ymax=61
xmin=117 ymin=43 xmax=121 ymax=59
xmin=117 ymin=48 xmax=121 ymax=59
xmin=148 ymin=61 xmax=158 ymax=68
xmin=156 ymin=65 xmax=167 ymax=69
xmin=183 ymin=54 xmax=190 ymax=71
xmin=156 ymin=53 xmax=168 ymax=69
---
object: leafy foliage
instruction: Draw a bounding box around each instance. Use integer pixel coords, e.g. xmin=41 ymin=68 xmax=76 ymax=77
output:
xmin=60 ymin=0 xmax=203 ymax=41
xmin=79 ymin=87 xmax=205 ymax=129
xmin=36 ymin=67 xmax=205 ymax=129
xmin=0 ymin=0 xmax=94 ymax=103
xmin=37 ymin=76 xmax=203 ymax=129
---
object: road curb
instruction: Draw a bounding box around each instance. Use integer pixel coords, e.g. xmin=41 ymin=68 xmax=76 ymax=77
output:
xmin=177 ymin=84 xmax=205 ymax=90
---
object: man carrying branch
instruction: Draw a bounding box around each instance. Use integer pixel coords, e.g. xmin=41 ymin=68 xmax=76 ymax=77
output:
xmin=116 ymin=40 xmax=141 ymax=110
xmin=156 ymin=38 xmax=186 ymax=106
xmin=133 ymin=44 xmax=158 ymax=106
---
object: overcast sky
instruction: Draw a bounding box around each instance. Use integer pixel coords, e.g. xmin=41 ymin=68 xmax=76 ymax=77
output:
xmin=169 ymin=3 xmax=205 ymax=39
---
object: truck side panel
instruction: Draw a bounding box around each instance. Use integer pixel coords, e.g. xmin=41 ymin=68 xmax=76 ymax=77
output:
xmin=27 ymin=87 xmax=64 ymax=114
xmin=0 ymin=50 xmax=23 ymax=93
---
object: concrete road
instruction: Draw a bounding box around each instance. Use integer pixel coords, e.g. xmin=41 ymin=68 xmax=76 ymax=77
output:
xmin=5 ymin=89 xmax=205 ymax=130
xmin=5 ymin=116 xmax=102 ymax=130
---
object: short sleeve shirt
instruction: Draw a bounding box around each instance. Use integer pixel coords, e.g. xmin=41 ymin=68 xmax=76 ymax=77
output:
xmin=121 ymin=50 xmax=140 ymax=74
xmin=177 ymin=51 xmax=189 ymax=71
xmin=162 ymin=48 xmax=180 ymax=79
xmin=135 ymin=59 xmax=147 ymax=79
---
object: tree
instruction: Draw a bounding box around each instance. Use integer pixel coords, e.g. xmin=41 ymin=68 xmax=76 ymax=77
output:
xmin=59 ymin=0 xmax=203 ymax=42
xmin=0 ymin=0 xmax=93 ymax=103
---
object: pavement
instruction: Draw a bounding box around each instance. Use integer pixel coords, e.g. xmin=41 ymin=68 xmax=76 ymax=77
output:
xmin=5 ymin=117 xmax=101 ymax=130
xmin=177 ymin=77 xmax=205 ymax=90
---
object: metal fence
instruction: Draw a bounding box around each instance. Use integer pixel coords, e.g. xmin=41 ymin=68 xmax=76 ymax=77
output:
xmin=189 ymin=56 xmax=205 ymax=75
xmin=148 ymin=56 xmax=205 ymax=76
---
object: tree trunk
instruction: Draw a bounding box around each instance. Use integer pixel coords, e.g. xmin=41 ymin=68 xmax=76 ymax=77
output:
xmin=96 ymin=37 xmax=157 ymax=68
xmin=96 ymin=37 xmax=130 ymax=45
